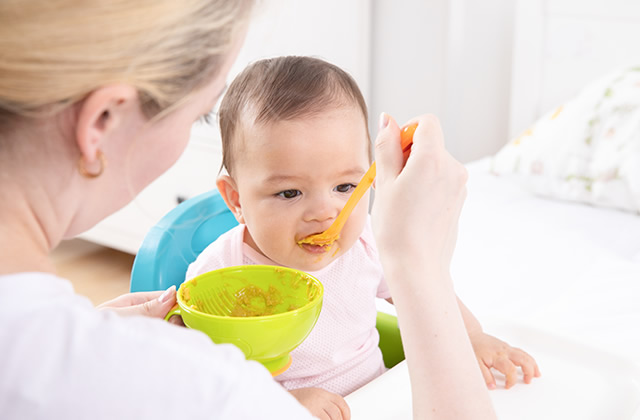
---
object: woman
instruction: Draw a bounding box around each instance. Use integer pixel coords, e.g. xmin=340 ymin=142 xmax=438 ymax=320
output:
xmin=0 ymin=1 xmax=495 ymax=419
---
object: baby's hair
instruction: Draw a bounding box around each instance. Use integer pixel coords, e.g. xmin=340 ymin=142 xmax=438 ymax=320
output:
xmin=219 ymin=56 xmax=370 ymax=175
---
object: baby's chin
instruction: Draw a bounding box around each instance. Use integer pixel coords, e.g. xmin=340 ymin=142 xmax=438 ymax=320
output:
xmin=271 ymin=247 xmax=340 ymax=273
xmin=293 ymin=258 xmax=334 ymax=273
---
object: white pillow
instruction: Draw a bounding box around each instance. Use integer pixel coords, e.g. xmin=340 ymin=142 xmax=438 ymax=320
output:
xmin=491 ymin=67 xmax=640 ymax=214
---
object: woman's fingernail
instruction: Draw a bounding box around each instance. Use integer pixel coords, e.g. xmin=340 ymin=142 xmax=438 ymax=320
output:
xmin=158 ymin=285 xmax=176 ymax=303
xmin=379 ymin=112 xmax=389 ymax=130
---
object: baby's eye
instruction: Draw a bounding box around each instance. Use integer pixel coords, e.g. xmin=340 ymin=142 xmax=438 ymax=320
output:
xmin=277 ymin=189 xmax=301 ymax=199
xmin=335 ymin=183 xmax=356 ymax=193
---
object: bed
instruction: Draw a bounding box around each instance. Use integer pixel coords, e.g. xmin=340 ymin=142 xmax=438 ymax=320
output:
xmin=455 ymin=157 xmax=640 ymax=369
xmin=457 ymin=158 xmax=640 ymax=419
xmin=357 ymin=157 xmax=640 ymax=419
xmin=347 ymin=0 xmax=640 ymax=417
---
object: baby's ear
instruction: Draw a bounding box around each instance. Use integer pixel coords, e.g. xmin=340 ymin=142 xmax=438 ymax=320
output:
xmin=217 ymin=175 xmax=245 ymax=224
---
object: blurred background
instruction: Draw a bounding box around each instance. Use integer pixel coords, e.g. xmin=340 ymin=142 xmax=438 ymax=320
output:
xmin=59 ymin=0 xmax=640 ymax=303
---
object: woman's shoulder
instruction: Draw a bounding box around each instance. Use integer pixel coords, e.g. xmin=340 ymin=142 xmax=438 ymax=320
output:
xmin=0 ymin=272 xmax=222 ymax=359
xmin=0 ymin=274 xmax=312 ymax=419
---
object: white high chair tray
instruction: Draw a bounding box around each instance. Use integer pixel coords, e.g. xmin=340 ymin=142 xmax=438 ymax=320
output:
xmin=345 ymin=324 xmax=640 ymax=420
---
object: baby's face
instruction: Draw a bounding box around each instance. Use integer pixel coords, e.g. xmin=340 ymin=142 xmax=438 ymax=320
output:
xmin=232 ymin=106 xmax=371 ymax=272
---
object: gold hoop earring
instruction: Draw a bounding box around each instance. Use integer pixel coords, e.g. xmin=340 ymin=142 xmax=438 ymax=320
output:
xmin=78 ymin=150 xmax=107 ymax=179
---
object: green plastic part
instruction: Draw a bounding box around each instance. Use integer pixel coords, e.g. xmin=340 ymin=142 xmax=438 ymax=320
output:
xmin=376 ymin=311 xmax=405 ymax=369
xmin=169 ymin=265 xmax=323 ymax=376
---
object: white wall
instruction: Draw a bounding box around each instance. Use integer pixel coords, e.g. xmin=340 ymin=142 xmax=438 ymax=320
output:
xmin=370 ymin=0 xmax=516 ymax=163
xmin=369 ymin=0 xmax=448 ymax=135
xmin=509 ymin=0 xmax=640 ymax=139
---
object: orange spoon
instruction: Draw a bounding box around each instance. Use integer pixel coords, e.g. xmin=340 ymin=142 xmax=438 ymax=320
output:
xmin=298 ymin=123 xmax=417 ymax=248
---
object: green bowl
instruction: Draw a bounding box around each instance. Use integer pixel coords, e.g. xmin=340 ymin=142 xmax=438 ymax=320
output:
xmin=166 ymin=265 xmax=323 ymax=375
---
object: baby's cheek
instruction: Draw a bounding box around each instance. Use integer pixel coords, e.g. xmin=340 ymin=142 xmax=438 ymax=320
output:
xmin=340 ymin=222 xmax=364 ymax=251
xmin=267 ymin=227 xmax=297 ymax=257
xmin=347 ymin=206 xmax=369 ymax=235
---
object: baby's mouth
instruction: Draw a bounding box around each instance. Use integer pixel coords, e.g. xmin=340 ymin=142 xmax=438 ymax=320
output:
xmin=297 ymin=231 xmax=339 ymax=247
xmin=297 ymin=238 xmax=333 ymax=254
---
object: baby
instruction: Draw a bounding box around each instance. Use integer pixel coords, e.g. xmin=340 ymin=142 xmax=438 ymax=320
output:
xmin=187 ymin=56 xmax=540 ymax=397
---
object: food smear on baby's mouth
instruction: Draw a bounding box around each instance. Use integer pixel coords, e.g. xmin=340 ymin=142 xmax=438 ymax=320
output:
xmin=297 ymin=231 xmax=339 ymax=248
xmin=298 ymin=239 xmax=335 ymax=256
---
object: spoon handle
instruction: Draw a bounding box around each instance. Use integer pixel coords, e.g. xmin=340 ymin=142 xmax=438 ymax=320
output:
xmin=322 ymin=123 xmax=417 ymax=239
xmin=298 ymin=123 xmax=418 ymax=247
xmin=318 ymin=161 xmax=377 ymax=241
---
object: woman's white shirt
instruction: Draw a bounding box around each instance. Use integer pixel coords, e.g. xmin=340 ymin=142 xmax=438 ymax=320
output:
xmin=0 ymin=272 xmax=315 ymax=420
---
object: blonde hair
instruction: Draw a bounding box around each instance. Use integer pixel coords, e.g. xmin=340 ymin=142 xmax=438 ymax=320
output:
xmin=0 ymin=0 xmax=253 ymax=125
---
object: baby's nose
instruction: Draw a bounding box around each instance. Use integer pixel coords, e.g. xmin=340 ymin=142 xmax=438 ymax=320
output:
xmin=305 ymin=195 xmax=340 ymax=223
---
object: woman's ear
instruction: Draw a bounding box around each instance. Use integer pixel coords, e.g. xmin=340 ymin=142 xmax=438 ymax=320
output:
xmin=75 ymin=84 xmax=139 ymax=164
xmin=217 ymin=175 xmax=245 ymax=224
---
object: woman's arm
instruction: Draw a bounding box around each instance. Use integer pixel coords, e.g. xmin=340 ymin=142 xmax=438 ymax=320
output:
xmin=372 ymin=113 xmax=496 ymax=419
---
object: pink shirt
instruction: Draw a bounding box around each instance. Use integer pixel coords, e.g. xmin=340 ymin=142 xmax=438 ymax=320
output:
xmin=186 ymin=217 xmax=390 ymax=396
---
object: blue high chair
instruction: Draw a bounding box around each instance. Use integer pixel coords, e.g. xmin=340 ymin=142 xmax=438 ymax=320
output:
xmin=130 ymin=189 xmax=405 ymax=369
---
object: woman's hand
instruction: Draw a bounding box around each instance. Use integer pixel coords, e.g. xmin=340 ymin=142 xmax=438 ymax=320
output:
xmin=372 ymin=113 xmax=468 ymax=273
xmin=288 ymin=387 xmax=350 ymax=420
xmin=97 ymin=285 xmax=177 ymax=319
